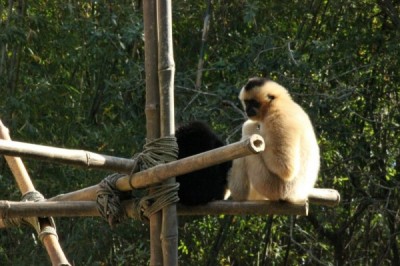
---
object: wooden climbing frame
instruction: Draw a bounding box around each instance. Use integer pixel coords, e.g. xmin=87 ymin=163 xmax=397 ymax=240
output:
xmin=0 ymin=1 xmax=340 ymax=265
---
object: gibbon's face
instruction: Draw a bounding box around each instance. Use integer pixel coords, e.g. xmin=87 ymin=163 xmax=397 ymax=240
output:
xmin=239 ymin=77 xmax=290 ymax=121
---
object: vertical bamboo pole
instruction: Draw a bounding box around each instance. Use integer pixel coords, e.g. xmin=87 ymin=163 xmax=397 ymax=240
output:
xmin=0 ymin=120 xmax=70 ymax=265
xmin=195 ymin=0 xmax=212 ymax=90
xmin=157 ymin=0 xmax=178 ymax=265
xmin=143 ymin=1 xmax=163 ymax=265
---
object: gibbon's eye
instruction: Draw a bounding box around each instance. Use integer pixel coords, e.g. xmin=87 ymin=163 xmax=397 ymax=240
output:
xmin=267 ymin=94 xmax=275 ymax=100
xmin=244 ymin=99 xmax=260 ymax=108
xmin=244 ymin=99 xmax=260 ymax=117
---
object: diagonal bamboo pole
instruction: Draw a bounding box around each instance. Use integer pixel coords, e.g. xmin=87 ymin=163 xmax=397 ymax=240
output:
xmin=46 ymin=134 xmax=264 ymax=202
xmin=143 ymin=0 xmax=163 ymax=264
xmin=0 ymin=120 xmax=70 ymax=266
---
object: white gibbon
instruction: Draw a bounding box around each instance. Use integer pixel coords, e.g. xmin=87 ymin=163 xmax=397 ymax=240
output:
xmin=228 ymin=77 xmax=320 ymax=203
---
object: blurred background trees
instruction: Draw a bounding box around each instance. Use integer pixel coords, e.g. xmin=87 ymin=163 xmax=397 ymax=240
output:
xmin=0 ymin=0 xmax=399 ymax=265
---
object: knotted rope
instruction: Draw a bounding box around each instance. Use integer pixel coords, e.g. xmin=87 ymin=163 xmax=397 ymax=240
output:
xmin=130 ymin=136 xmax=179 ymax=174
xmin=2 ymin=191 xmax=58 ymax=242
xmin=96 ymin=173 xmax=130 ymax=226
xmin=96 ymin=136 xmax=179 ymax=226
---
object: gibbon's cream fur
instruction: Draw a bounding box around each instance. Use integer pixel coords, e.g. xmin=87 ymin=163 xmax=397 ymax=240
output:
xmin=228 ymin=77 xmax=320 ymax=202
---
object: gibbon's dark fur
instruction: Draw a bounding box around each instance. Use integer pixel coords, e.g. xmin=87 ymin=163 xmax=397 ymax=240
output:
xmin=175 ymin=121 xmax=231 ymax=205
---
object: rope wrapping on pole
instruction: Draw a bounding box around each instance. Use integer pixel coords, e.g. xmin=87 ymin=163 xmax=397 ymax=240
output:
xmin=3 ymin=191 xmax=44 ymax=228
xmin=130 ymin=136 xmax=179 ymax=176
xmin=2 ymin=191 xmax=58 ymax=241
xmin=96 ymin=136 xmax=179 ymax=226
xmin=96 ymin=173 xmax=129 ymax=227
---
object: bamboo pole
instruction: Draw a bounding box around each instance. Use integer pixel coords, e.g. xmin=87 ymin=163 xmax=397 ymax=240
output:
xmin=0 ymin=120 xmax=70 ymax=266
xmin=143 ymin=0 xmax=163 ymax=264
xmin=0 ymin=139 xmax=136 ymax=173
xmin=144 ymin=0 xmax=161 ymax=142
xmin=157 ymin=0 xmax=178 ymax=263
xmin=0 ymin=187 xmax=340 ymax=219
xmin=125 ymin=135 xmax=263 ymax=189
xmin=195 ymin=0 xmax=211 ymax=90
xmin=0 ymin=199 xmax=311 ymax=218
xmin=46 ymin=135 xmax=264 ymax=202
xmin=0 ymin=187 xmax=339 ymax=220
xmin=308 ymin=188 xmax=340 ymax=206
xmin=0 ymin=134 xmax=264 ymax=187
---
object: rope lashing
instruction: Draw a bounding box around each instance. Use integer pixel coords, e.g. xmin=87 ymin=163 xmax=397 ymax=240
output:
xmin=130 ymin=136 xmax=179 ymax=176
xmin=96 ymin=136 xmax=179 ymax=226
xmin=2 ymin=191 xmax=58 ymax=241
xmin=130 ymin=182 xmax=179 ymax=221
xmin=96 ymin=173 xmax=129 ymax=226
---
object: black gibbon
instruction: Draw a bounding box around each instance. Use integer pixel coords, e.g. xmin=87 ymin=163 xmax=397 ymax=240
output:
xmin=175 ymin=121 xmax=232 ymax=205
xmin=228 ymin=77 xmax=320 ymax=203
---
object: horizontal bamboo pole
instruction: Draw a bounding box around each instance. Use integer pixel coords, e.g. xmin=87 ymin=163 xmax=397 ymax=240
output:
xmin=177 ymin=201 xmax=308 ymax=216
xmin=308 ymin=188 xmax=340 ymax=207
xmin=0 ymin=201 xmax=98 ymax=220
xmin=0 ymin=188 xmax=340 ymax=222
xmin=0 ymin=139 xmax=136 ymax=173
xmin=0 ymin=199 xmax=308 ymax=219
xmin=48 ymin=134 xmax=265 ymax=202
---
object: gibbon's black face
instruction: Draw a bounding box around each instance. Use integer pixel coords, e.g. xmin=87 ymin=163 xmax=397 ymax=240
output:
xmin=239 ymin=77 xmax=271 ymax=121
xmin=243 ymin=99 xmax=260 ymax=117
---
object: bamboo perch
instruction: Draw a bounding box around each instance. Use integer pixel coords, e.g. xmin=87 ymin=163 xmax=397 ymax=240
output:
xmin=0 ymin=199 xmax=309 ymax=218
xmin=0 ymin=120 xmax=70 ymax=266
xmin=0 ymin=139 xmax=136 ymax=173
xmin=46 ymin=134 xmax=265 ymax=202
xmin=0 ymin=186 xmax=340 ymax=219
xmin=0 ymin=188 xmax=339 ymax=221
xmin=47 ymin=187 xmax=339 ymax=206
xmin=308 ymin=188 xmax=340 ymax=207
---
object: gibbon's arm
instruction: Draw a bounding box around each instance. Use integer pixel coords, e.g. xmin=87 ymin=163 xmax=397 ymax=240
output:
xmin=228 ymin=119 xmax=260 ymax=200
xmin=264 ymin=123 xmax=301 ymax=182
xmin=228 ymin=157 xmax=250 ymax=201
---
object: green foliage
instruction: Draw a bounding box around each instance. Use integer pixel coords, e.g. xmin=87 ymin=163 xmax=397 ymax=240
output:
xmin=0 ymin=0 xmax=399 ymax=265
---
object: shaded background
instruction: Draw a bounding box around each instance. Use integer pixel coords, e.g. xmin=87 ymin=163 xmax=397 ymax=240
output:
xmin=0 ymin=0 xmax=399 ymax=265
